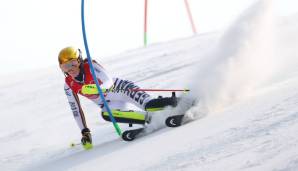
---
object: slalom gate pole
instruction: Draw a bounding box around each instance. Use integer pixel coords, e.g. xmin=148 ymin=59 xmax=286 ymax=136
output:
xmin=81 ymin=0 xmax=122 ymax=136
xmin=144 ymin=0 xmax=148 ymax=46
xmin=184 ymin=0 xmax=197 ymax=34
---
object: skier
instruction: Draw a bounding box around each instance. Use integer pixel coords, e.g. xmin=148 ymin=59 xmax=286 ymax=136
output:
xmin=58 ymin=46 xmax=177 ymax=147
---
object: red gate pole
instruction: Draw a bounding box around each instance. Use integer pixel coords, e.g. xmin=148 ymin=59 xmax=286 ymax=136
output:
xmin=184 ymin=0 xmax=197 ymax=34
xmin=144 ymin=0 xmax=148 ymax=46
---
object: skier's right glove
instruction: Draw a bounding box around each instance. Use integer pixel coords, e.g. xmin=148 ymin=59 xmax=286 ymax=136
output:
xmin=81 ymin=128 xmax=93 ymax=149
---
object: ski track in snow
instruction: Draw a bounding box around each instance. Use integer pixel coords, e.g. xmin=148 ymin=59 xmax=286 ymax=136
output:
xmin=144 ymin=87 xmax=298 ymax=171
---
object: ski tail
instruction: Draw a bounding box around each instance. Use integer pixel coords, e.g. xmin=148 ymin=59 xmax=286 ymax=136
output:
xmin=165 ymin=114 xmax=185 ymax=127
xmin=122 ymin=128 xmax=145 ymax=141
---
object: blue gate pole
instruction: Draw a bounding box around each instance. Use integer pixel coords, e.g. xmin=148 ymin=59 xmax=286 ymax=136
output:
xmin=81 ymin=0 xmax=122 ymax=136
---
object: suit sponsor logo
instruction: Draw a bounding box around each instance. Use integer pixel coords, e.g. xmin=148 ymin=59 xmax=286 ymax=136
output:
xmin=64 ymin=88 xmax=72 ymax=96
xmin=69 ymin=102 xmax=79 ymax=117
xmin=112 ymin=78 xmax=150 ymax=105
xmin=94 ymin=68 xmax=101 ymax=74
xmin=73 ymin=111 xmax=79 ymax=117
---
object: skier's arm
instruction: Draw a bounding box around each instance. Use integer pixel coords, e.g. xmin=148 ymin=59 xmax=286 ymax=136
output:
xmin=92 ymin=61 xmax=114 ymax=89
xmin=64 ymin=83 xmax=88 ymax=130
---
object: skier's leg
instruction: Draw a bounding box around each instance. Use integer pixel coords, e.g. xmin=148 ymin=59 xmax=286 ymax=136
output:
xmin=106 ymin=78 xmax=152 ymax=110
xmin=144 ymin=92 xmax=178 ymax=111
xmin=108 ymin=78 xmax=178 ymax=111
xmin=101 ymin=101 xmax=149 ymax=125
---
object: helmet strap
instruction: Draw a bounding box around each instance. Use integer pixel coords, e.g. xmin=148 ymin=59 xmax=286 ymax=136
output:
xmin=74 ymin=55 xmax=85 ymax=83
xmin=78 ymin=48 xmax=83 ymax=63
xmin=75 ymin=66 xmax=85 ymax=83
xmin=63 ymin=72 xmax=69 ymax=77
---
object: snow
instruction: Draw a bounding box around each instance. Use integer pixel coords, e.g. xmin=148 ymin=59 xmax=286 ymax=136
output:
xmin=1 ymin=1 xmax=298 ymax=171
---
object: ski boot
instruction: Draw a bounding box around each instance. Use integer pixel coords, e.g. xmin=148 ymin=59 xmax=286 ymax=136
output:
xmin=145 ymin=92 xmax=178 ymax=111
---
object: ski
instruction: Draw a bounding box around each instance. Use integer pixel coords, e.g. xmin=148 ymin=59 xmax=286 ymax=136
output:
xmin=165 ymin=114 xmax=185 ymax=127
xmin=122 ymin=128 xmax=145 ymax=141
xmin=165 ymin=96 xmax=198 ymax=127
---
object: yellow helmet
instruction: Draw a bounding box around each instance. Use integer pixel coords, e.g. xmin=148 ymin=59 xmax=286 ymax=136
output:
xmin=58 ymin=46 xmax=81 ymax=64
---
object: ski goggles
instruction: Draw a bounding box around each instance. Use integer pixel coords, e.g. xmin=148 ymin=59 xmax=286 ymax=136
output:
xmin=60 ymin=59 xmax=80 ymax=73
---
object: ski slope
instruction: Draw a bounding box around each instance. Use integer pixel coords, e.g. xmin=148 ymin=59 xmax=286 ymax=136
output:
xmin=1 ymin=1 xmax=298 ymax=171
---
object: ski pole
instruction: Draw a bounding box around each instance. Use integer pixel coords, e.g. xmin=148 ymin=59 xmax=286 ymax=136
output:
xmin=82 ymin=84 xmax=190 ymax=94
xmin=70 ymin=142 xmax=93 ymax=150
xmin=70 ymin=142 xmax=81 ymax=148
xmin=129 ymin=89 xmax=190 ymax=92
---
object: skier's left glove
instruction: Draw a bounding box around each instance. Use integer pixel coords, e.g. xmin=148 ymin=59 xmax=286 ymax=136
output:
xmin=81 ymin=128 xmax=93 ymax=149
